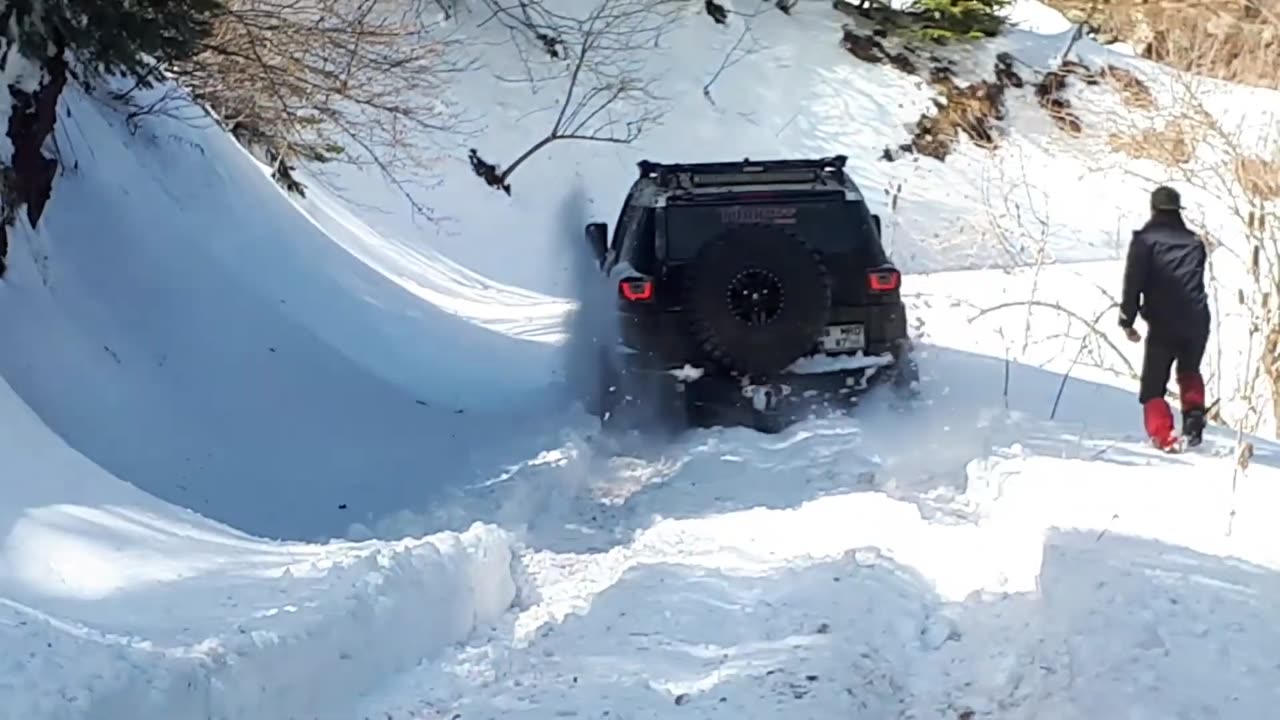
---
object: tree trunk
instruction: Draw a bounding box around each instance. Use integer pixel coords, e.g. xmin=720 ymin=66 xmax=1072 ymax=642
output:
xmin=0 ymin=33 xmax=67 ymax=278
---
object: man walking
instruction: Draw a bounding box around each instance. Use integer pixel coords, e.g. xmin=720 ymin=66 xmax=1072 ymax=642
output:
xmin=1119 ymin=186 xmax=1210 ymax=452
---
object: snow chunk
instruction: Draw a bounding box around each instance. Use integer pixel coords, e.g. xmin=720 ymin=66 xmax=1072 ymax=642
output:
xmin=1002 ymin=0 xmax=1074 ymax=34
xmin=786 ymin=351 xmax=895 ymax=375
xmin=669 ymin=364 xmax=705 ymax=382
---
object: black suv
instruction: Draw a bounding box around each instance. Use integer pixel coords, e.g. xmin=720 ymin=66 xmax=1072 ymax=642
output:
xmin=581 ymin=155 xmax=918 ymax=433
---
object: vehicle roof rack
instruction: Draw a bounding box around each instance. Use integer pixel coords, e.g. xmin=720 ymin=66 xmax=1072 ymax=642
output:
xmin=636 ymin=156 xmax=849 ymax=188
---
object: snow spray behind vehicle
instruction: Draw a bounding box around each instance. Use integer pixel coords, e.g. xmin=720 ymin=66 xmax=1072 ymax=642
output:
xmin=558 ymin=176 xmax=620 ymax=411
xmin=557 ymin=176 xmax=686 ymax=440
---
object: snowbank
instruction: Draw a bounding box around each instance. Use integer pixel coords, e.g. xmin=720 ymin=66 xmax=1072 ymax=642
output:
xmin=0 ymin=80 xmax=577 ymax=540
xmin=0 ymin=373 xmax=518 ymax=719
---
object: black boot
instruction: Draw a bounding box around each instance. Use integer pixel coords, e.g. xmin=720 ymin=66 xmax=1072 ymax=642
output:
xmin=1183 ymin=408 xmax=1205 ymax=447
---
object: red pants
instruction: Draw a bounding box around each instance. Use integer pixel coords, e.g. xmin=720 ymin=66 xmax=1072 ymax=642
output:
xmin=1140 ymin=327 xmax=1207 ymax=446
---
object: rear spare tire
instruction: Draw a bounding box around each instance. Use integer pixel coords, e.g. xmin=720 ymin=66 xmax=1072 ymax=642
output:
xmin=683 ymin=225 xmax=831 ymax=375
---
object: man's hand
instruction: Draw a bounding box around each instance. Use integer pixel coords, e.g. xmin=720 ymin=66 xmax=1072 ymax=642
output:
xmin=1124 ymin=326 xmax=1141 ymax=343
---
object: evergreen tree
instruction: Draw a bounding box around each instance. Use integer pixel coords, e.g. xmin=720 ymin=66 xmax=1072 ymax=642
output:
xmin=908 ymin=0 xmax=1012 ymax=41
xmin=0 ymin=0 xmax=223 ymax=277
xmin=2 ymin=0 xmax=224 ymax=84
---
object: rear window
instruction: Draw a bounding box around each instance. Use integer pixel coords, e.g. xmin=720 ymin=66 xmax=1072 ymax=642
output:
xmin=620 ymin=206 xmax=658 ymax=273
xmin=663 ymin=200 xmax=884 ymax=263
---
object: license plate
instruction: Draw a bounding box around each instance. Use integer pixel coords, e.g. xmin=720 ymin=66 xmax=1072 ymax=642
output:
xmin=819 ymin=324 xmax=865 ymax=352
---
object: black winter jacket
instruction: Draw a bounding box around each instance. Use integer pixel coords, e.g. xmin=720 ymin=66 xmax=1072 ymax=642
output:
xmin=1119 ymin=214 xmax=1209 ymax=334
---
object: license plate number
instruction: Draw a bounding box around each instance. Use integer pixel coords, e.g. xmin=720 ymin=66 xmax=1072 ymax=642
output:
xmin=820 ymin=324 xmax=865 ymax=352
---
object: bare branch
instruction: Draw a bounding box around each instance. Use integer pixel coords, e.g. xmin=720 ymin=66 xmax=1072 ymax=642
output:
xmin=703 ymin=21 xmax=760 ymax=107
xmin=108 ymin=0 xmax=482 ymax=220
xmin=469 ymin=0 xmax=674 ymax=192
xmin=969 ymin=298 xmax=1140 ymax=381
xmin=1080 ymin=0 xmax=1280 ymax=91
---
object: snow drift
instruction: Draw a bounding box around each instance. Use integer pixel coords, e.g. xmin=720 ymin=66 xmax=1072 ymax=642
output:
xmin=0 ymin=370 xmax=518 ymax=719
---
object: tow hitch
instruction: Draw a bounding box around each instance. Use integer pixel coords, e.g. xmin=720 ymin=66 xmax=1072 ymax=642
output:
xmin=742 ymin=383 xmax=791 ymax=412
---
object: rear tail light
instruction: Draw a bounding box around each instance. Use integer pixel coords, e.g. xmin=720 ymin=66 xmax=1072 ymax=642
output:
xmin=868 ymin=268 xmax=901 ymax=293
xmin=619 ymin=277 xmax=654 ymax=302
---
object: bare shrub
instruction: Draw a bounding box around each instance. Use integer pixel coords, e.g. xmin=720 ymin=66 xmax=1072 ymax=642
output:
xmin=1106 ymin=117 xmax=1198 ymax=166
xmin=963 ymin=150 xmax=1145 ymax=393
xmin=703 ymin=17 xmax=766 ymax=106
xmin=975 ymin=147 xmax=1056 ymax=271
xmin=1045 ymin=0 xmax=1280 ymax=90
xmin=883 ymin=53 xmax=1026 ymax=161
xmin=831 ymin=0 xmax=1012 ymax=41
xmin=839 ymin=27 xmax=919 ymax=75
xmin=1101 ymin=64 xmax=1155 ymax=111
xmin=113 ymin=0 xmax=474 ymax=217
xmin=1140 ymin=4 xmax=1280 ymax=90
xmin=910 ymin=76 xmax=1007 ymax=159
xmin=469 ymin=0 xmax=676 ymax=193
xmin=1034 ymin=67 xmax=1084 ymax=134
xmin=1233 ymin=154 xmax=1280 ymax=201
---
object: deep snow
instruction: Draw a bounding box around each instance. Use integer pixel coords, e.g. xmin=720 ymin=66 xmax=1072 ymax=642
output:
xmin=0 ymin=371 xmax=519 ymax=719
xmin=0 ymin=79 xmax=578 ymax=541
xmin=2 ymin=0 xmax=1280 ymax=718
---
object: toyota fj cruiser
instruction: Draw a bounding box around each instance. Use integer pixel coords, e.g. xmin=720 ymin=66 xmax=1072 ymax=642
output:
xmin=582 ymin=155 xmax=919 ymax=434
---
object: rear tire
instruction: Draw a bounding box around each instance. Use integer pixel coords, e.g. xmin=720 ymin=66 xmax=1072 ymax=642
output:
xmin=889 ymin=340 xmax=920 ymax=397
xmin=600 ymin=362 xmax=692 ymax=435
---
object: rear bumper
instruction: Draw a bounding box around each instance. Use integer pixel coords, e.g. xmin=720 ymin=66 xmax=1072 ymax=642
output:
xmin=625 ymin=351 xmax=901 ymax=429
xmin=684 ymin=362 xmax=885 ymax=404
xmin=618 ymin=300 xmax=910 ymax=366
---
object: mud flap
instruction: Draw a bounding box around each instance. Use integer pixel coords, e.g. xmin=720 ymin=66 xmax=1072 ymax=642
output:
xmin=874 ymin=349 xmax=921 ymax=415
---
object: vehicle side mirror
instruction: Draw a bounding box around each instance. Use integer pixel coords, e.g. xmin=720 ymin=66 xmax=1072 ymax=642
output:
xmin=585 ymin=222 xmax=608 ymax=264
xmin=870 ymin=214 xmax=882 ymax=239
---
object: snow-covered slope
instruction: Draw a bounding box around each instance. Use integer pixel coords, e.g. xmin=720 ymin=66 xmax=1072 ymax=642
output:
xmin=3 ymin=0 xmax=1280 ymax=717
xmin=0 ymin=79 xmax=582 ymax=540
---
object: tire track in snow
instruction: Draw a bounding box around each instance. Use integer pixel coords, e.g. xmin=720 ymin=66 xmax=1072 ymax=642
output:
xmin=354 ymin=426 xmax=1069 ymax=719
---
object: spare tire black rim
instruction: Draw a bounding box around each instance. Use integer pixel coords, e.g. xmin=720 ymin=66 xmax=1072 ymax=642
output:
xmin=727 ymin=268 xmax=784 ymax=326
xmin=683 ymin=225 xmax=832 ymax=376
